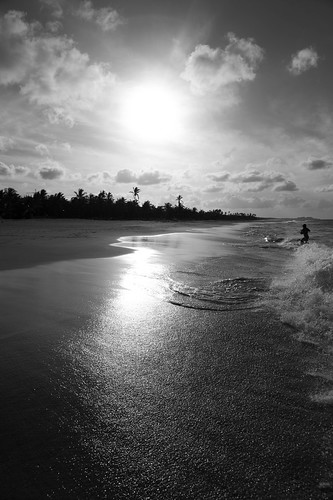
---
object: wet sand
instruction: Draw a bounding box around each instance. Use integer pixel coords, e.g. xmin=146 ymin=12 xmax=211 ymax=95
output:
xmin=0 ymin=218 xmax=238 ymax=271
xmin=0 ymin=219 xmax=332 ymax=499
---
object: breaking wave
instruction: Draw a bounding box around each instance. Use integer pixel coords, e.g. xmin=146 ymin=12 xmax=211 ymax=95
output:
xmin=263 ymin=242 xmax=333 ymax=347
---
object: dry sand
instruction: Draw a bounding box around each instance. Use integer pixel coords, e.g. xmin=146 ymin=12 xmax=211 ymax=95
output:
xmin=0 ymin=218 xmax=239 ymax=271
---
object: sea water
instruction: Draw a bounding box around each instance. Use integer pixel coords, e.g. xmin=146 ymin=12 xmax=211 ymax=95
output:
xmin=117 ymin=219 xmax=333 ymax=320
xmin=117 ymin=218 xmax=333 ymax=401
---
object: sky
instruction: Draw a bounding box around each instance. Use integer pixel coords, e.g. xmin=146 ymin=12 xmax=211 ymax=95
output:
xmin=0 ymin=0 xmax=333 ymax=217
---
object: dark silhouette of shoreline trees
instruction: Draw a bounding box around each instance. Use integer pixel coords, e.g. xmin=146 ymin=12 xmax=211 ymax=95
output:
xmin=0 ymin=187 xmax=257 ymax=221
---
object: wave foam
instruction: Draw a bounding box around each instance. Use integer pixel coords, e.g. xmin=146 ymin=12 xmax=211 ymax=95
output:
xmin=263 ymin=243 xmax=333 ymax=345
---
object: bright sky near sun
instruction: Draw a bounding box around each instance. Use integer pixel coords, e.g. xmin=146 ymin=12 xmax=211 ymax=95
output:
xmin=1 ymin=0 xmax=333 ymax=217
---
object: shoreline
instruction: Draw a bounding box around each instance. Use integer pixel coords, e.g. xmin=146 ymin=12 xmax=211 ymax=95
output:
xmin=0 ymin=218 xmax=248 ymax=271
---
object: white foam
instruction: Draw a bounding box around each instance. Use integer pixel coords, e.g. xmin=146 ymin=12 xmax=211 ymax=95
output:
xmin=311 ymin=390 xmax=333 ymax=404
xmin=263 ymin=243 xmax=333 ymax=344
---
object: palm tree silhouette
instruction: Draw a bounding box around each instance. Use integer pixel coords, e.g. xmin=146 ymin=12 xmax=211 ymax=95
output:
xmin=176 ymin=194 xmax=183 ymax=208
xmin=130 ymin=186 xmax=140 ymax=201
xmin=73 ymin=188 xmax=87 ymax=200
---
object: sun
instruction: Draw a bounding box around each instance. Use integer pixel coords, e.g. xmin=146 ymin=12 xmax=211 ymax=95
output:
xmin=120 ymin=82 xmax=184 ymax=143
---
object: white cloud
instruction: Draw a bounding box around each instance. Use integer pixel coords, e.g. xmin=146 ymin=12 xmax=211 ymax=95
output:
xmin=39 ymin=0 xmax=64 ymax=19
xmin=87 ymin=171 xmax=112 ymax=184
xmin=35 ymin=143 xmax=50 ymax=156
xmin=288 ymin=47 xmax=319 ymax=76
xmin=115 ymin=169 xmax=171 ymax=185
xmin=75 ymin=1 xmax=124 ymax=31
xmin=0 ymin=161 xmax=12 ymax=176
xmin=0 ymin=10 xmax=116 ymax=126
xmin=0 ymin=136 xmax=14 ymax=151
xmin=46 ymin=21 xmax=63 ymax=34
xmin=115 ymin=169 xmax=137 ymax=183
xmin=181 ymin=32 xmax=264 ymax=95
xmin=59 ymin=142 xmax=71 ymax=152
xmin=14 ymin=165 xmax=30 ymax=176
xmin=210 ymin=166 xmax=286 ymax=184
xmin=0 ymin=161 xmax=30 ymax=176
xmin=273 ymin=180 xmax=298 ymax=192
xmin=43 ymin=107 xmax=75 ymax=128
xmin=302 ymin=157 xmax=333 ymax=170
xmin=223 ymin=194 xmax=276 ymax=210
xmin=204 ymin=185 xmax=225 ymax=193
xmin=315 ymin=185 xmax=333 ymax=192
xmin=207 ymin=172 xmax=230 ymax=182
xmin=75 ymin=0 xmax=95 ymax=21
xmin=137 ymin=171 xmax=171 ymax=185
xmin=37 ymin=159 xmax=65 ymax=179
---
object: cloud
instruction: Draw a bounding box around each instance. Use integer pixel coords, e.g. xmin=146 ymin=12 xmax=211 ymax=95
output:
xmin=181 ymin=32 xmax=264 ymax=95
xmin=233 ymin=169 xmax=267 ymax=183
xmin=207 ymin=172 xmax=230 ymax=182
xmin=115 ymin=169 xmax=137 ymax=183
xmin=0 ymin=136 xmax=14 ymax=151
xmin=43 ymin=107 xmax=75 ymax=128
xmin=223 ymin=194 xmax=276 ymax=210
xmin=137 ymin=171 xmax=171 ymax=185
xmin=14 ymin=165 xmax=30 ymax=176
xmin=115 ymin=169 xmax=171 ymax=185
xmin=74 ymin=1 xmax=124 ymax=31
xmin=279 ymin=196 xmax=306 ymax=208
xmin=231 ymin=168 xmax=287 ymax=188
xmin=288 ymin=47 xmax=319 ymax=75
xmin=0 ymin=161 xmax=30 ymax=176
xmin=39 ymin=0 xmax=64 ymax=19
xmin=302 ymin=157 xmax=333 ymax=170
xmin=46 ymin=21 xmax=63 ymax=34
xmin=53 ymin=141 xmax=71 ymax=152
xmin=38 ymin=160 xmax=65 ymax=179
xmin=207 ymin=165 xmax=298 ymax=193
xmin=0 ymin=10 xmax=116 ymax=126
xmin=204 ymin=185 xmax=225 ymax=193
xmin=273 ymin=180 xmax=298 ymax=192
xmin=0 ymin=161 xmax=12 ymax=176
xmin=35 ymin=143 xmax=50 ymax=156
xmin=87 ymin=171 xmax=112 ymax=184
xmin=316 ymin=185 xmax=333 ymax=192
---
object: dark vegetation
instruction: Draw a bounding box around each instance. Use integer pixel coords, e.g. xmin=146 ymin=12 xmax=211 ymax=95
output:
xmin=0 ymin=187 xmax=257 ymax=221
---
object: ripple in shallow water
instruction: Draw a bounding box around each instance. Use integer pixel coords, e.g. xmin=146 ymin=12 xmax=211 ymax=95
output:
xmin=168 ymin=276 xmax=268 ymax=311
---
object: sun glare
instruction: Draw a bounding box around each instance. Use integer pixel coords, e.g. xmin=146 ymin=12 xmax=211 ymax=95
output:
xmin=120 ymin=82 xmax=184 ymax=143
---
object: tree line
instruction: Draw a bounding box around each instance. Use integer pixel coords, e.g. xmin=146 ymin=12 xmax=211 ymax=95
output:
xmin=0 ymin=187 xmax=257 ymax=221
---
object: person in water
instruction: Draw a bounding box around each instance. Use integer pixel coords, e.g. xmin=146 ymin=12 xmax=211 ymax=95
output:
xmin=300 ymin=223 xmax=310 ymax=244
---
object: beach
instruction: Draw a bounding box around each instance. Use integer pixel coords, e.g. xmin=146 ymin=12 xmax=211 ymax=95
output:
xmin=1 ymin=219 xmax=333 ymax=499
xmin=0 ymin=219 xmax=222 ymax=271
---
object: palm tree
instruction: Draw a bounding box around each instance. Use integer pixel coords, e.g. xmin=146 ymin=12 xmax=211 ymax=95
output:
xmin=130 ymin=186 xmax=140 ymax=201
xmin=73 ymin=188 xmax=87 ymax=200
xmin=71 ymin=188 xmax=88 ymax=217
xmin=176 ymin=194 xmax=183 ymax=208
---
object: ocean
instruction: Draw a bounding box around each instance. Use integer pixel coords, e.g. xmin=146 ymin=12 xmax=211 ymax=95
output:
xmin=118 ymin=218 xmax=333 ymax=328
xmin=118 ymin=219 xmax=333 ymax=396
xmin=1 ymin=218 xmax=333 ymax=498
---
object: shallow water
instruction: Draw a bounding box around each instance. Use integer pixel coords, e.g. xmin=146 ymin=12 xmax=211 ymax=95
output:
xmin=1 ymin=219 xmax=333 ymax=498
xmin=117 ymin=220 xmax=333 ymax=396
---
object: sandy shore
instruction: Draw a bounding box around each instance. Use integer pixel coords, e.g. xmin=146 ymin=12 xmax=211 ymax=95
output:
xmin=0 ymin=218 xmax=241 ymax=271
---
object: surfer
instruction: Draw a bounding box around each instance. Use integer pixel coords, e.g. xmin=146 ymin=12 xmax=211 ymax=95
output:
xmin=300 ymin=224 xmax=310 ymax=244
